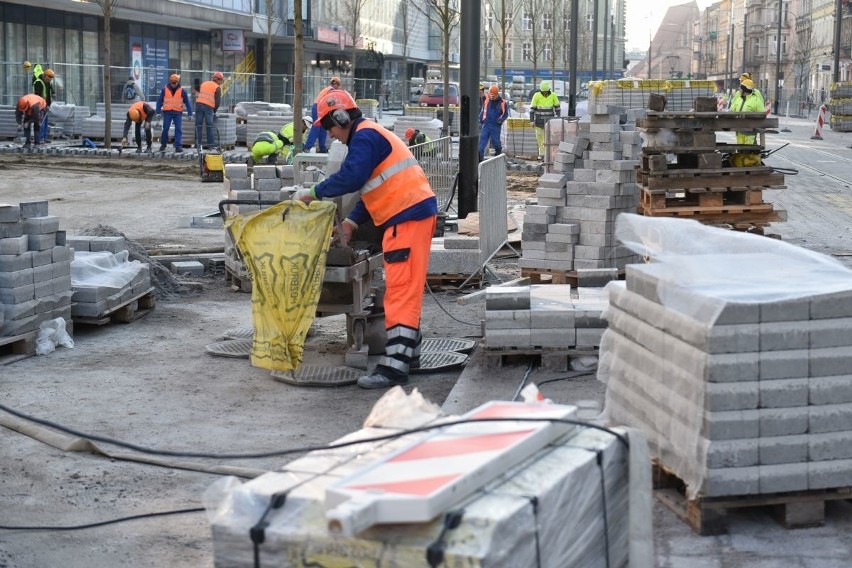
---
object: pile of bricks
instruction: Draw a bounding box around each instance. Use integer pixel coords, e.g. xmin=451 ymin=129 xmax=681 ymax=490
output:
xmin=588 ymin=79 xmax=716 ymax=111
xmin=66 ymin=235 xmax=152 ymax=319
xmin=483 ymin=284 xmax=609 ymax=368
xmin=521 ymin=105 xmax=644 ymax=275
xmin=0 ymin=200 xmax=73 ymax=337
xmin=604 ymin=263 xmax=852 ymax=498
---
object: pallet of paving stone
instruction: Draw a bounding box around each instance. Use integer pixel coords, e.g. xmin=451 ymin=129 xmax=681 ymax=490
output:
xmin=225 ymin=265 xmax=252 ymax=293
xmin=0 ymin=331 xmax=38 ymax=366
xmin=483 ymin=346 xmax=599 ymax=370
xmin=425 ymin=272 xmax=481 ymax=289
xmin=638 ymin=112 xmax=777 ymax=131
xmin=652 ymin=459 xmax=852 ymax=536
xmin=72 ymin=288 xmax=156 ymax=326
xmin=520 ymin=267 xmax=625 ymax=286
xmin=636 ymin=167 xmax=786 ymax=192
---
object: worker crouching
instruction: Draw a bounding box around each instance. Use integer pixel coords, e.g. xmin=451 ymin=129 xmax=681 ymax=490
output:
xmin=294 ymin=89 xmax=438 ymax=389
xmin=248 ymin=116 xmax=313 ymax=166
xmin=122 ymin=101 xmax=156 ymax=153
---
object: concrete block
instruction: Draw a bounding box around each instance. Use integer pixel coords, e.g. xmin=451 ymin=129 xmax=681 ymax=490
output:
xmin=0 ymin=204 xmax=21 ymax=222
xmin=19 ymin=200 xmax=49 ymax=218
xmin=73 ymin=285 xmax=111 ymax=303
xmin=52 ymin=246 xmax=72 ymax=263
xmin=808 ymin=459 xmax=852 ymax=489
xmin=530 ymin=327 xmax=576 ymax=348
xmin=811 ymin=289 xmax=852 ymax=319
xmin=706 ymin=381 xmax=760 ymax=411
xmin=258 ymin=190 xmax=280 ymax=202
xmin=71 ymin=300 xmax=109 ymax=318
xmin=760 ymin=297 xmax=810 ymax=322
xmin=715 ymin=301 xmax=761 ymax=325
xmin=0 ymin=252 xmax=33 ymax=272
xmin=32 ymin=264 xmax=53 ymax=284
xmin=55 ymin=230 xmax=66 ymax=246
xmin=485 ymin=286 xmax=531 ymax=310
xmin=22 ymin=216 xmax=60 ymax=234
xmin=759 ymin=321 xmax=810 ymax=351
xmin=256 ymin=178 xmax=282 ymax=191
xmin=225 ymin=177 xmax=253 ymax=190
xmin=0 ymin=221 xmax=24 ymax=239
xmin=427 ymin=248 xmax=480 ymax=275
xmin=809 ymin=317 xmax=852 ymax=348
xmin=484 ymin=329 xmax=531 ymax=349
xmin=485 ymin=309 xmax=531 ymax=329
xmin=759 ymin=407 xmax=809 ymax=437
xmin=536 ymin=186 xmax=566 ymax=200
xmin=759 ymin=349 xmax=809 ymax=380
xmin=31 ymin=249 xmax=52 ymax=267
xmin=0 ymin=269 xmax=33 ymax=288
xmin=759 ymin=378 xmax=809 ymax=408
xmin=443 ymin=236 xmax=480 ymax=250
xmin=758 ymin=435 xmax=808 ymax=465
xmin=809 ymin=431 xmax=852 ymax=461
xmin=0 ymin=314 xmax=38 ymax=336
xmin=0 ymin=235 xmax=29 ymax=255
xmin=703 ymin=438 xmax=758 ymax=469
xmin=171 ymin=260 xmax=205 ymax=277
xmin=34 ymin=279 xmax=53 ymax=299
xmin=703 ymin=409 xmax=759 ymax=440
xmin=0 ymin=284 xmax=35 ymax=304
xmin=66 ymin=237 xmax=91 ymax=252
xmin=229 ymin=189 xmax=259 ymax=201
xmin=809 ymin=374 xmax=852 ymax=406
xmin=702 ymin=466 xmax=760 ymax=498
xmin=576 ymin=327 xmax=605 ymax=347
xmin=759 ymin=463 xmax=809 ymax=493
xmin=88 ymin=236 xmax=126 ymax=253
xmin=224 ymin=163 xmax=249 ymax=179
xmin=809 ymin=403 xmax=852 ymax=434
xmin=810 ymin=346 xmax=852 ymax=377
xmin=544 ymin=232 xmax=577 ymax=244
xmin=252 ymin=165 xmax=278 ymax=179
xmin=52 ymin=275 xmax=72 ymax=294
xmin=537 ymin=173 xmax=568 ymax=188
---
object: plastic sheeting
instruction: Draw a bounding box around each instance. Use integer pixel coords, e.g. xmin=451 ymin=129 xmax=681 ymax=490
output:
xmin=71 ymin=251 xmax=145 ymax=290
xmin=226 ymin=200 xmax=335 ymax=372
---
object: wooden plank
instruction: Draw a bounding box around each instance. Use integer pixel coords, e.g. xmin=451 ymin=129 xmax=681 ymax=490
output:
xmin=0 ymin=331 xmax=38 ymax=366
xmin=641 ymin=172 xmax=786 ymax=191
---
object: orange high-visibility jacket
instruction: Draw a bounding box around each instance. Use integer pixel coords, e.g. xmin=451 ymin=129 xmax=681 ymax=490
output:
xmin=18 ymin=94 xmax=46 ymax=115
xmin=196 ymin=80 xmax=219 ymax=109
xmin=162 ymin=86 xmax=185 ymax=112
xmin=129 ymin=101 xmax=154 ymax=122
xmin=355 ymin=121 xmax=434 ymax=225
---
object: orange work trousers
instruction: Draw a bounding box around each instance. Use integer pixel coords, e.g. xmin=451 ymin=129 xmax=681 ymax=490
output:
xmin=382 ymin=215 xmax=437 ymax=329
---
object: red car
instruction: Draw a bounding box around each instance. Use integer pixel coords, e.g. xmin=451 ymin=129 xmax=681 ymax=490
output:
xmin=418 ymin=81 xmax=459 ymax=106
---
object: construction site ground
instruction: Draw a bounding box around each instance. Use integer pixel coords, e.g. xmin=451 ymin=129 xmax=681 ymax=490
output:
xmin=2 ymin=114 xmax=852 ymax=567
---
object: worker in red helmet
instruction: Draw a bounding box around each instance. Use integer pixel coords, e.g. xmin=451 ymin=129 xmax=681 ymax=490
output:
xmin=156 ymin=73 xmax=193 ymax=152
xmin=304 ymin=76 xmax=341 ymax=154
xmin=195 ymin=71 xmax=224 ymax=149
xmin=15 ymin=94 xmax=47 ymax=148
xmin=122 ymin=101 xmax=156 ymax=153
xmin=293 ymin=89 xmax=438 ymax=390
xmin=403 ymin=127 xmax=430 ymax=147
xmin=479 ymin=85 xmax=508 ymax=161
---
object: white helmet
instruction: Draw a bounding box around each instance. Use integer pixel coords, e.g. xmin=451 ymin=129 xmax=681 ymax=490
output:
xmin=302 ymin=116 xmax=314 ymax=129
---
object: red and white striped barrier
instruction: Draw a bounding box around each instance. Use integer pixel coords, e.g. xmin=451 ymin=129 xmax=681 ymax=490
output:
xmin=717 ymin=95 xmax=727 ymax=112
xmin=765 ymin=100 xmax=772 ymax=117
xmin=811 ymin=104 xmax=827 ymax=140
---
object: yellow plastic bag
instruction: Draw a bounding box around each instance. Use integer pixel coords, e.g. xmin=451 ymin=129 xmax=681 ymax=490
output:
xmin=226 ymin=200 xmax=336 ymax=371
xmin=730 ymin=153 xmax=762 ymax=167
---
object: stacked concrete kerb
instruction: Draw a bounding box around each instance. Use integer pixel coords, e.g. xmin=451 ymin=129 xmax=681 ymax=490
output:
xmin=483 ymin=284 xmax=611 ymax=368
xmin=0 ymin=201 xmax=73 ymax=337
xmin=67 ymin=235 xmax=152 ymax=319
xmin=588 ymin=79 xmax=716 ymax=111
xmin=603 ymin=263 xmax=852 ymax=499
xmin=520 ymin=105 xmax=643 ymax=274
xmin=428 ymin=234 xmax=481 ymax=279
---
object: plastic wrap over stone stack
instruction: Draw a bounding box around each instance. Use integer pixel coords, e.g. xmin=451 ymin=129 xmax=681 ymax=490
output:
xmin=67 ymin=235 xmax=151 ymax=319
xmin=600 ymin=214 xmax=852 ymax=500
xmin=588 ymin=79 xmax=716 ymax=112
xmin=521 ymin=105 xmax=643 ymax=275
xmin=0 ymin=201 xmax=73 ymax=337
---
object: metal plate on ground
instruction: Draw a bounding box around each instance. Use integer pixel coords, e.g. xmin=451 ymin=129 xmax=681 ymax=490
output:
xmin=222 ymin=327 xmax=254 ymax=341
xmin=205 ymin=339 xmax=252 ymax=358
xmin=271 ymin=366 xmax=362 ymax=387
xmin=420 ymin=338 xmax=476 ymax=354
xmin=410 ymin=351 xmax=468 ymax=374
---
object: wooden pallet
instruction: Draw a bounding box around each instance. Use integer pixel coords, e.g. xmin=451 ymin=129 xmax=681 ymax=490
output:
xmin=0 ymin=331 xmax=38 ymax=366
xmin=637 ymin=202 xmax=786 ymax=224
xmin=639 ymin=186 xmax=767 ymax=210
xmin=652 ymin=459 xmax=852 ymax=535
xmin=483 ymin=346 xmax=600 ymax=371
xmin=73 ymin=288 xmax=156 ymax=326
xmin=426 ymin=273 xmax=481 ymax=289
xmin=520 ymin=268 xmax=625 ymax=286
xmin=637 ymin=168 xmax=786 ymax=191
xmin=225 ymin=266 xmax=252 ymax=293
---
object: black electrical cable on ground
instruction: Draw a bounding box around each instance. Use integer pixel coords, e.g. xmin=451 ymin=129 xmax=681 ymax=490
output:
xmin=511 ymin=361 xmax=537 ymax=401
xmin=425 ymin=282 xmax=481 ymax=327
xmin=0 ymin=507 xmax=203 ymax=532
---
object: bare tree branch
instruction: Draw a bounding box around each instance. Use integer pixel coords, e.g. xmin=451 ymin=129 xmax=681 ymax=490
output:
xmin=411 ymin=0 xmax=460 ymax=134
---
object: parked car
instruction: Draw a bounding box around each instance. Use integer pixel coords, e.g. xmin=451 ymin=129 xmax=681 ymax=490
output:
xmin=419 ymin=81 xmax=459 ymax=107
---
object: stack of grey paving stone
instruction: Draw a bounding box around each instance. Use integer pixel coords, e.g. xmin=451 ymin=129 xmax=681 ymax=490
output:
xmin=428 ymin=234 xmax=481 ymax=278
xmin=244 ymin=112 xmax=294 ymax=148
xmin=483 ymin=284 xmax=609 ymax=368
xmin=520 ymin=106 xmax=644 ymax=274
xmin=67 ymin=235 xmax=151 ymax=320
xmin=588 ymin=80 xmax=715 ymax=112
xmin=0 ymin=106 xmax=19 ymax=139
xmin=0 ymin=201 xmax=73 ymax=337
xmin=602 ymin=263 xmax=852 ymax=498
xmin=222 ymin=163 xmax=297 ymax=285
xmin=48 ymin=103 xmax=90 ymax=138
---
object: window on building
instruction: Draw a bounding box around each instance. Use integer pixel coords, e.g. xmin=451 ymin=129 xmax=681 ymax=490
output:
xmin=523 ymin=42 xmax=531 ymax=61
xmin=586 ymin=14 xmax=593 ymax=32
xmin=563 ymin=14 xmax=570 ymax=33
xmin=523 ymin=12 xmax=532 ymax=31
xmin=487 ymin=40 xmax=493 ymax=62
xmin=543 ymin=14 xmax=552 ymax=31
xmin=544 ymin=42 xmax=552 ymax=61
xmin=754 ymin=37 xmax=761 ymax=58
xmin=505 ymin=42 xmax=513 ymax=62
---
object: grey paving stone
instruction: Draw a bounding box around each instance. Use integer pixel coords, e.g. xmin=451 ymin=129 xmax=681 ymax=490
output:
xmin=758 ymin=434 xmax=808 ymax=465
xmin=759 ymin=378 xmax=809 ymax=409
xmin=809 ymin=403 xmax=852 ymax=434
xmin=759 ymin=462 xmax=809 ymax=493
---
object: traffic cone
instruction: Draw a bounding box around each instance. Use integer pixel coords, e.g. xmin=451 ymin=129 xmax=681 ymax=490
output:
xmin=811 ymin=104 xmax=826 ymax=140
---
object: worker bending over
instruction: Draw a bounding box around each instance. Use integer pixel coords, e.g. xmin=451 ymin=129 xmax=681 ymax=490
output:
xmin=15 ymin=94 xmax=47 ymax=148
xmin=122 ymin=101 xmax=156 ymax=153
xmin=248 ymin=117 xmax=312 ymax=165
xmin=294 ymin=90 xmax=438 ymax=389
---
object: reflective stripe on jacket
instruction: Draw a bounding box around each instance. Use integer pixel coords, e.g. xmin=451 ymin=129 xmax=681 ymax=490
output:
xmin=197 ymin=80 xmax=218 ymax=109
xmin=355 ymin=121 xmax=435 ymax=226
xmin=162 ymin=86 xmax=185 ymax=112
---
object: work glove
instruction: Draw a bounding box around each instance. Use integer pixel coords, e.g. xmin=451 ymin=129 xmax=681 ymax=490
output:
xmin=292 ymin=187 xmax=316 ymax=203
xmin=121 ymin=137 xmax=128 ymax=146
xmin=340 ymin=218 xmax=357 ymax=245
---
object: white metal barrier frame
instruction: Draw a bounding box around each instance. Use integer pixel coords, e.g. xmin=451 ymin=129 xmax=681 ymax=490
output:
xmin=408 ymin=136 xmax=457 ymax=213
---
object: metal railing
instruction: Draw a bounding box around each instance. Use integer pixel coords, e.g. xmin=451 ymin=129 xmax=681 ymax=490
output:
xmin=409 ymin=136 xmax=456 ymax=213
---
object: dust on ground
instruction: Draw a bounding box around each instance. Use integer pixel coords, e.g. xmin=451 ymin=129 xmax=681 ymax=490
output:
xmin=0 ymin=153 xmax=198 ymax=179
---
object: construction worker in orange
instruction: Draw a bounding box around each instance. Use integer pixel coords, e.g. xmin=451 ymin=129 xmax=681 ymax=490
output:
xmin=293 ymin=90 xmax=438 ymax=390
xmin=196 ymin=71 xmax=224 ymax=149
xmin=156 ymin=73 xmax=193 ymax=153
xmin=304 ymin=76 xmax=341 ymax=153
xmin=15 ymin=94 xmax=47 ymax=148
xmin=122 ymin=101 xmax=156 ymax=153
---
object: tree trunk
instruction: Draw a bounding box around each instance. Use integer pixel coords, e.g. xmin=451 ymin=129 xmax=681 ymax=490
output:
xmin=103 ymin=5 xmax=112 ymax=149
xmin=293 ymin=0 xmax=303 ymax=146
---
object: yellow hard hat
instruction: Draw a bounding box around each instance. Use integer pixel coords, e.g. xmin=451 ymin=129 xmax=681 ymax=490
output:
xmin=23 ymin=60 xmax=32 ymax=70
xmin=741 ymin=78 xmax=756 ymax=91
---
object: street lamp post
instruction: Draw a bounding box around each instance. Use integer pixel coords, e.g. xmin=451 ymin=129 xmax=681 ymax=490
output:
xmin=774 ymin=0 xmax=783 ymax=115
